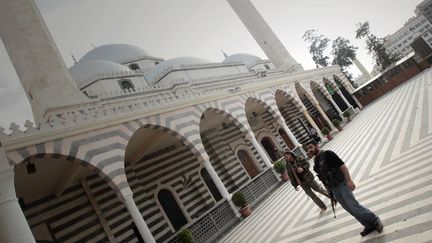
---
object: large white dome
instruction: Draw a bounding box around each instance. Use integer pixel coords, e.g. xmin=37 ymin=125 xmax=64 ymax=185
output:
xmin=223 ymin=53 xmax=263 ymax=65
xmin=145 ymin=56 xmax=210 ymax=83
xmin=79 ymin=44 xmax=151 ymax=63
xmin=69 ymin=60 xmax=132 ymax=83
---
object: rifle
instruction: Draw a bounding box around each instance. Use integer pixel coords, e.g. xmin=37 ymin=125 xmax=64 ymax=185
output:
xmin=329 ymin=191 xmax=337 ymax=218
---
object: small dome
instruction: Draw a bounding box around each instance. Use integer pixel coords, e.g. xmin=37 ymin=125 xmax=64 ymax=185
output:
xmin=80 ymin=44 xmax=151 ymax=63
xmin=223 ymin=53 xmax=263 ymax=65
xmin=69 ymin=60 xmax=131 ymax=82
xmin=145 ymin=56 xmax=210 ymax=83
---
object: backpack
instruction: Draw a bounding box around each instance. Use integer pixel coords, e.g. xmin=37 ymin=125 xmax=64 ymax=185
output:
xmin=313 ymin=150 xmax=344 ymax=188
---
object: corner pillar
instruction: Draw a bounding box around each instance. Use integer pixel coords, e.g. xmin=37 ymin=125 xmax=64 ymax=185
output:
xmin=0 ymin=147 xmax=36 ymax=243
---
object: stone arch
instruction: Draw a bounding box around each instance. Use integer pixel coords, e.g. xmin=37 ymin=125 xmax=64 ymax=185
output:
xmin=12 ymin=152 xmax=121 ymax=196
xmin=323 ymin=77 xmax=349 ymax=112
xmin=259 ymin=136 xmax=280 ymax=162
xmin=333 ymin=75 xmax=359 ymax=109
xmin=323 ymin=77 xmax=339 ymax=93
xmin=126 ymin=123 xmax=207 ymax=164
xmin=12 ymin=151 xmax=133 ymax=242
xmin=195 ymin=96 xmax=252 ymax=135
xmin=256 ymin=130 xmax=279 ymax=145
xmin=275 ymin=89 xmax=303 ymax=112
xmin=245 ymin=97 xmax=281 ymax=120
xmin=310 ymin=80 xmax=342 ymax=122
xmin=245 ymin=97 xmax=289 ymax=152
xmin=275 ymin=89 xmax=313 ymax=144
xmin=199 ymin=107 xmax=265 ymax=193
xmin=235 ymin=149 xmax=261 ymax=178
xmin=295 ymin=82 xmax=329 ymax=130
xmin=333 ymin=74 xmax=353 ymax=92
xmin=200 ymin=107 xmax=251 ymax=136
xmin=124 ymin=123 xmax=215 ymax=240
xmin=232 ymin=143 xmax=263 ymax=177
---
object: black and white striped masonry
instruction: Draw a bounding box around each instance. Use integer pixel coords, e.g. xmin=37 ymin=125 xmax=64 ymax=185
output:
xmin=220 ymin=69 xmax=432 ymax=242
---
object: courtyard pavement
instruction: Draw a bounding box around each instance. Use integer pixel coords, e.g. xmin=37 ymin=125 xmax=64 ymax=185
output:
xmin=219 ymin=69 xmax=432 ymax=243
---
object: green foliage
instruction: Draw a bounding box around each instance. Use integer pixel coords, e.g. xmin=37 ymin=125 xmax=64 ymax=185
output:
xmin=332 ymin=119 xmax=341 ymax=127
xmin=355 ymin=21 xmax=399 ymax=71
xmin=331 ymin=37 xmax=358 ymax=69
xmin=177 ymin=229 xmax=194 ymax=243
xmin=232 ymin=192 xmax=247 ymax=208
xmin=321 ymin=127 xmax=330 ymax=135
xmin=302 ymin=30 xmax=358 ymax=81
xmin=273 ymin=160 xmax=286 ymax=174
xmin=343 ymin=110 xmax=351 ymax=118
xmin=302 ymin=29 xmax=331 ymax=68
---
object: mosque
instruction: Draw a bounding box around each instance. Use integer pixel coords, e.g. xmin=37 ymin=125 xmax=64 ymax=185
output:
xmin=0 ymin=0 xmax=361 ymax=242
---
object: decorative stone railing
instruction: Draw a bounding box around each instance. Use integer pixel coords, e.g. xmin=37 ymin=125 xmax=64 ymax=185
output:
xmin=165 ymin=168 xmax=280 ymax=243
xmin=166 ymin=199 xmax=237 ymax=243
xmin=237 ymin=168 xmax=279 ymax=208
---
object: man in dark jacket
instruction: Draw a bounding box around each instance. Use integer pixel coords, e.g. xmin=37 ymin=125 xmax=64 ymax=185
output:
xmin=284 ymin=150 xmax=329 ymax=214
xmin=305 ymin=140 xmax=384 ymax=237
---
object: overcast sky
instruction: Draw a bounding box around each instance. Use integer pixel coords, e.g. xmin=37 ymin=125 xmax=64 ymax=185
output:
xmin=0 ymin=0 xmax=423 ymax=129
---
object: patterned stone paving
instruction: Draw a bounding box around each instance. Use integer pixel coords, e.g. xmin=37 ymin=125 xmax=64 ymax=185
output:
xmin=219 ymin=69 xmax=432 ymax=243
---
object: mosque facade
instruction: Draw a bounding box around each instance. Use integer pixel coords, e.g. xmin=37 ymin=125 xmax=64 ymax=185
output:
xmin=0 ymin=0 xmax=362 ymax=242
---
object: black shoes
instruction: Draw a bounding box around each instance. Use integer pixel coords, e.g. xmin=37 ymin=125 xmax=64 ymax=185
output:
xmin=360 ymin=220 xmax=384 ymax=237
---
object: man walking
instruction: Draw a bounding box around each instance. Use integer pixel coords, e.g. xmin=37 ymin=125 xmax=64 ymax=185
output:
xmin=305 ymin=140 xmax=384 ymax=236
xmin=284 ymin=150 xmax=329 ymax=214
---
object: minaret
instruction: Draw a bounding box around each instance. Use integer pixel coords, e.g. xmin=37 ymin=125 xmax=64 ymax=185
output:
xmin=351 ymin=57 xmax=373 ymax=80
xmin=226 ymin=0 xmax=303 ymax=72
xmin=0 ymin=0 xmax=88 ymax=124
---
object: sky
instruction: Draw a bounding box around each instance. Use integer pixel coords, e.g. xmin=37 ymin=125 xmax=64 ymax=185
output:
xmin=0 ymin=0 xmax=424 ymax=129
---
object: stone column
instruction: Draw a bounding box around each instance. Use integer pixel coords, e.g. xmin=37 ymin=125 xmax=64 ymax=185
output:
xmin=202 ymin=160 xmax=240 ymax=217
xmin=337 ymin=90 xmax=354 ymax=112
xmin=302 ymin=110 xmax=325 ymax=139
xmin=309 ymin=97 xmax=336 ymax=131
xmin=124 ymin=194 xmax=156 ymax=243
xmin=327 ymin=95 xmax=345 ymax=120
xmin=278 ymin=119 xmax=301 ymax=147
xmin=0 ymin=150 xmax=36 ymax=243
xmin=352 ymin=96 xmax=363 ymax=109
xmin=246 ymin=133 xmax=273 ymax=168
xmin=203 ymin=160 xmax=229 ymax=198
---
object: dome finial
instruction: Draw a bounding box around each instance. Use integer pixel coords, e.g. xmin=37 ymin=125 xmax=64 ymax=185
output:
xmin=69 ymin=51 xmax=78 ymax=64
xmin=221 ymin=50 xmax=229 ymax=59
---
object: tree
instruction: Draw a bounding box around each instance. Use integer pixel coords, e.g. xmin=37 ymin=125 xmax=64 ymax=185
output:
xmin=331 ymin=37 xmax=358 ymax=88
xmin=331 ymin=37 xmax=357 ymax=69
xmin=302 ymin=29 xmax=331 ymax=68
xmin=355 ymin=22 xmax=399 ymax=71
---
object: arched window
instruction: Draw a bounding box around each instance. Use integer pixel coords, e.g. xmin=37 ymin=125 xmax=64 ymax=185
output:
xmin=128 ymin=63 xmax=140 ymax=71
xmin=237 ymin=149 xmax=260 ymax=178
xmin=119 ymin=79 xmax=135 ymax=92
xmin=158 ymin=189 xmax=188 ymax=231
xmin=278 ymin=128 xmax=294 ymax=150
xmin=260 ymin=137 xmax=279 ymax=162
xmin=200 ymin=168 xmax=223 ymax=202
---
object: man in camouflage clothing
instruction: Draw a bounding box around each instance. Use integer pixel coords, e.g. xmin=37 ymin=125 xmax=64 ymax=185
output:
xmin=284 ymin=150 xmax=329 ymax=214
